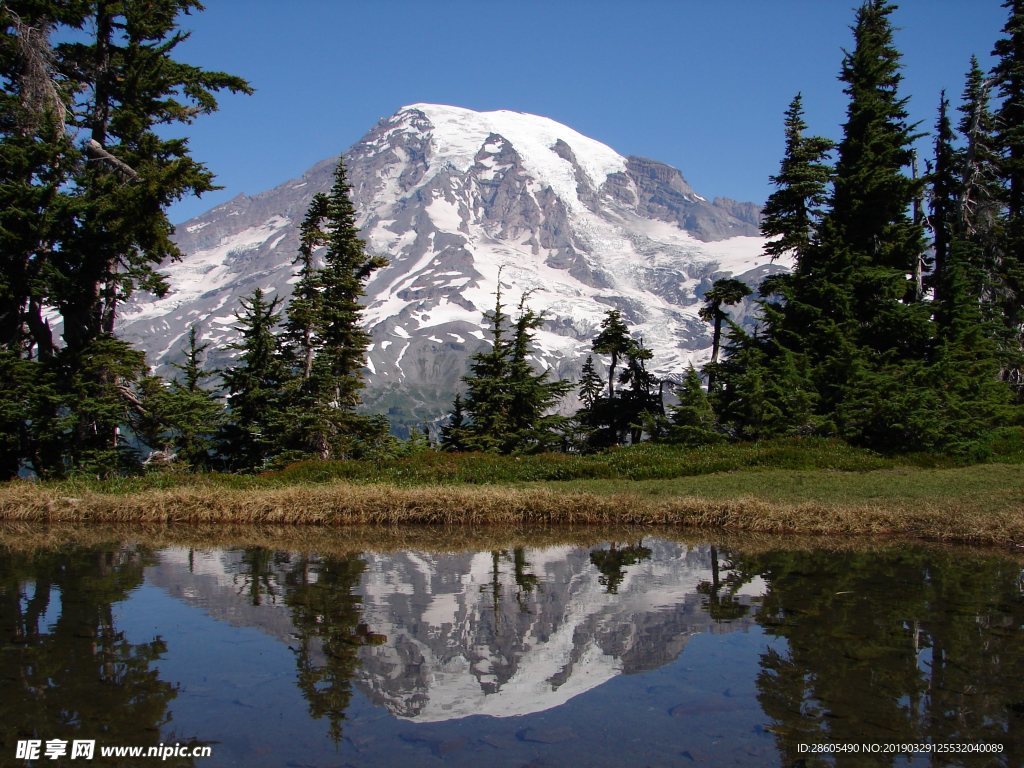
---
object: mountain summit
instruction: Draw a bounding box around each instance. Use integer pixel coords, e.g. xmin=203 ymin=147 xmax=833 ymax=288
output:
xmin=119 ymin=104 xmax=780 ymax=423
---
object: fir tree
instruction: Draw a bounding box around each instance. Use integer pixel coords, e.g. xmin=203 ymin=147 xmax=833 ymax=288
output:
xmin=760 ymin=93 xmax=834 ymax=264
xmin=51 ymin=1 xmax=251 ymax=354
xmin=587 ymin=310 xmax=637 ymax=446
xmin=991 ymin=0 xmax=1024 ymax=396
xmin=617 ymin=337 xmax=662 ymax=444
xmin=58 ymin=335 xmax=149 ymax=476
xmin=160 ymin=326 xmax=223 ymax=469
xmin=827 ymin=0 xmax=928 ymax=358
xmin=504 ymin=297 xmax=570 ymax=452
xmin=0 ymin=1 xmax=250 ymax=476
xmin=219 ymin=289 xmax=287 ymax=471
xmin=924 ymin=94 xmax=1006 ymax=453
xmin=278 ymin=156 xmax=387 ymax=460
xmin=577 ymin=355 xmax=604 ymax=409
xmin=571 ymin=355 xmax=608 ymax=451
xmin=439 ymin=394 xmax=468 ymax=452
xmin=583 ymin=312 xmax=662 ymax=446
xmin=460 ymin=288 xmax=568 ymax=453
xmin=958 ymin=57 xmax=1002 ymax=245
xmin=592 ymin=309 xmax=631 ymax=400
xmin=666 ymin=366 xmax=721 ymax=446
xmin=461 ymin=284 xmax=513 ymax=452
xmin=698 ymin=278 xmax=751 ymax=393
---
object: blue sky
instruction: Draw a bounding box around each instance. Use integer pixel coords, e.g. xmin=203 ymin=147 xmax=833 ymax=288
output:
xmin=167 ymin=1 xmax=1007 ymax=224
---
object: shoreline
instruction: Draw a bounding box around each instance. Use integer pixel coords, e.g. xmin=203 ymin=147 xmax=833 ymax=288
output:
xmin=2 ymin=467 xmax=1022 ymax=548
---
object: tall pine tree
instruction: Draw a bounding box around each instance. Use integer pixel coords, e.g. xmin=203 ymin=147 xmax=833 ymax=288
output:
xmin=760 ymin=93 xmax=834 ymax=264
xmin=991 ymin=0 xmax=1024 ymax=397
xmin=219 ymin=289 xmax=288 ymax=471
xmin=457 ymin=288 xmax=569 ymax=453
xmin=279 ymin=156 xmax=388 ymax=460
xmin=0 ymin=0 xmax=250 ymax=477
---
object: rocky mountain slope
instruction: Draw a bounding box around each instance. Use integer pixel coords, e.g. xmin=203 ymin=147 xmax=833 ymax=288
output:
xmin=118 ymin=104 xmax=782 ymax=423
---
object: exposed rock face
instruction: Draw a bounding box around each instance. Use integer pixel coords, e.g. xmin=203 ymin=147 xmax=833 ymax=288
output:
xmin=117 ymin=104 xmax=784 ymax=423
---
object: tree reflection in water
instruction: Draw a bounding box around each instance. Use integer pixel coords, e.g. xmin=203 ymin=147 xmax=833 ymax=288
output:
xmin=589 ymin=541 xmax=652 ymax=593
xmin=696 ymin=545 xmax=752 ymax=623
xmin=720 ymin=547 xmax=1024 ymax=766
xmin=281 ymin=552 xmax=383 ymax=745
xmin=0 ymin=546 xmax=196 ymax=766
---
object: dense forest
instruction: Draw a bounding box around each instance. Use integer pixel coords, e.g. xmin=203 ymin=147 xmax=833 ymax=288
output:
xmin=1 ymin=0 xmax=1022 ymax=480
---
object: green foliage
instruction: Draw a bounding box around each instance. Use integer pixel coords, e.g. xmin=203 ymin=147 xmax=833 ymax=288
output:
xmin=0 ymin=1 xmax=249 ymax=478
xmin=457 ymin=287 xmax=569 ymax=454
xmin=698 ymin=278 xmax=752 ymax=394
xmin=714 ymin=1 xmax=1010 ymax=456
xmin=578 ymin=310 xmax=665 ymax=449
xmin=760 ymin=93 xmax=834 ymax=263
xmin=263 ymin=437 xmax=896 ymax=487
xmin=56 ymin=336 xmax=149 ymax=477
xmin=277 ymin=156 xmax=388 ymax=461
xmin=219 ymin=289 xmax=288 ymax=471
xmin=577 ymin=355 xmax=604 ymax=410
xmin=992 ymin=0 xmax=1024 ymax=397
xmin=132 ymin=327 xmax=224 ymax=470
xmin=440 ymin=393 xmax=469 ymax=452
xmin=592 ymin=309 xmax=631 ymax=399
xmin=666 ymin=366 xmax=722 ymax=447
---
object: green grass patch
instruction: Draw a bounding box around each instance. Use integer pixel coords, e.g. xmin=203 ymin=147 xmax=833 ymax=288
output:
xmin=265 ymin=437 xmax=898 ymax=487
xmin=16 ymin=433 xmax=1022 ymax=496
xmin=545 ymin=463 xmax=1023 ymax=513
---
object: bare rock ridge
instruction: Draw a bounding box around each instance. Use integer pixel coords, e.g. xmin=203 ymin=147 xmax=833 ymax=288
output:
xmin=118 ymin=104 xmax=782 ymax=425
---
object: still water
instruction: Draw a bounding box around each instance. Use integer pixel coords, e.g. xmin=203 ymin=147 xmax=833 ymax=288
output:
xmin=1 ymin=529 xmax=1022 ymax=767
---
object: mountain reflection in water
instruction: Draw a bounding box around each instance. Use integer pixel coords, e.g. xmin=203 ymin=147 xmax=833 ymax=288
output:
xmin=148 ymin=539 xmax=761 ymax=726
xmin=1 ymin=534 xmax=1022 ymax=767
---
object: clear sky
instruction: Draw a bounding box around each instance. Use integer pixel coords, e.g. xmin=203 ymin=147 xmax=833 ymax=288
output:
xmin=166 ymin=1 xmax=1008 ymax=224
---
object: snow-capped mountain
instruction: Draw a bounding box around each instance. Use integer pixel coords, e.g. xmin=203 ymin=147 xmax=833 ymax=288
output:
xmin=118 ymin=104 xmax=782 ymax=422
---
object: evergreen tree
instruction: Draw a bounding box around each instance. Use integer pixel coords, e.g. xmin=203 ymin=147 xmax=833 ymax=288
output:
xmin=617 ymin=336 xmax=663 ymax=443
xmin=52 ymin=0 xmax=251 ymax=353
xmin=826 ymin=0 xmax=928 ymax=359
xmin=929 ymin=93 xmax=958 ymax=327
xmin=591 ymin=309 xmax=631 ymax=400
xmin=924 ymin=94 xmax=1007 ymax=453
xmin=459 ymin=288 xmax=568 ymax=453
xmin=958 ymin=57 xmax=1002 ymax=247
xmin=698 ymin=278 xmax=751 ymax=393
xmin=440 ymin=394 xmax=468 ymax=452
xmin=727 ymin=93 xmax=831 ymax=441
xmin=134 ymin=326 xmax=223 ymax=469
xmin=219 ymin=289 xmax=287 ymax=471
xmin=57 ymin=335 xmax=149 ymax=476
xmin=279 ymin=157 xmax=388 ymax=460
xmin=760 ymin=93 xmax=834 ymax=264
xmin=586 ymin=310 xmax=638 ymax=446
xmin=571 ymin=355 xmax=608 ymax=451
xmin=991 ymin=0 xmax=1024 ymax=396
xmin=0 ymin=1 xmax=250 ymax=477
xmin=461 ymin=284 xmax=513 ymax=452
xmin=504 ymin=297 xmax=570 ymax=452
xmin=779 ymin=0 xmax=932 ymax=450
xmin=666 ymin=366 xmax=722 ymax=446
xmin=577 ymin=355 xmax=604 ymax=410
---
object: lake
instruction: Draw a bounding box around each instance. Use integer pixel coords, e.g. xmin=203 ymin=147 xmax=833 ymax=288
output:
xmin=1 ymin=527 xmax=1022 ymax=766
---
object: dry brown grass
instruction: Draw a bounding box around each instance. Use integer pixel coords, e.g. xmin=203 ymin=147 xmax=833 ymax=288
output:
xmin=1 ymin=478 xmax=1021 ymax=548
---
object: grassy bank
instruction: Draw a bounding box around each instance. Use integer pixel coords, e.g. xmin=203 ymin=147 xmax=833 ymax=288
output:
xmin=0 ymin=438 xmax=1021 ymax=545
xmin=0 ymin=466 xmax=1021 ymax=546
